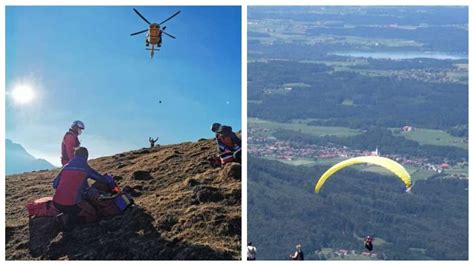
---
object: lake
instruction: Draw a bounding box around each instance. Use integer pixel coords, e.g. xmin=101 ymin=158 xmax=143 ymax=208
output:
xmin=332 ymin=51 xmax=467 ymax=60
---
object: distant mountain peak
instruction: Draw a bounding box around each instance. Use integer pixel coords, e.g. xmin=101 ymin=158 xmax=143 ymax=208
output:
xmin=5 ymin=139 xmax=55 ymax=175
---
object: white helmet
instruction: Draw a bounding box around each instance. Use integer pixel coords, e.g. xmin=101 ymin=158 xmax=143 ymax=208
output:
xmin=71 ymin=120 xmax=85 ymax=130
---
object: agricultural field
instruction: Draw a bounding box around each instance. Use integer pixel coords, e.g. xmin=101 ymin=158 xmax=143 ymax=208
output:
xmin=317 ymin=247 xmax=376 ymax=260
xmin=404 ymin=165 xmax=439 ymax=182
xmin=393 ymin=128 xmax=467 ymax=150
xmin=443 ymin=162 xmax=468 ymax=178
xmin=249 ymin=118 xmax=362 ymax=137
xmin=275 ymin=157 xmax=317 ymax=166
xmin=271 ymin=156 xmax=437 ymax=183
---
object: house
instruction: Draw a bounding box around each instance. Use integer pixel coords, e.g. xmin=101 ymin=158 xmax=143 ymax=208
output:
xmin=338 ymin=249 xmax=349 ymax=256
xmin=370 ymin=147 xmax=379 ymax=156
xmin=440 ymin=162 xmax=450 ymax=169
xmin=402 ymin=126 xmax=414 ymax=132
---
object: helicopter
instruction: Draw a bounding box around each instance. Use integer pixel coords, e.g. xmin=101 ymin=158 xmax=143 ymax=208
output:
xmin=130 ymin=8 xmax=180 ymax=58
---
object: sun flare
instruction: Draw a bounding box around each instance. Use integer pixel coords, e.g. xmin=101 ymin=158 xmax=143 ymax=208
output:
xmin=11 ymin=85 xmax=35 ymax=105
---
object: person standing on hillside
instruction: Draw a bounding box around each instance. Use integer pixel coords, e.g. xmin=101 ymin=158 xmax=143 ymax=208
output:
xmin=149 ymin=137 xmax=159 ymax=148
xmin=289 ymin=244 xmax=304 ymax=260
xmin=247 ymin=241 xmax=257 ymax=260
xmin=61 ymin=120 xmax=85 ymax=166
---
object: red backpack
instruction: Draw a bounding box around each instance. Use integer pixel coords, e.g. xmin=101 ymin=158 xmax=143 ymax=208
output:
xmin=25 ymin=196 xmax=60 ymax=218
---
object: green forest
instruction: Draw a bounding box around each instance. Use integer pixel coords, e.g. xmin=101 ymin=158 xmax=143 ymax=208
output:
xmin=248 ymin=60 xmax=468 ymax=130
xmin=248 ymin=157 xmax=468 ymax=260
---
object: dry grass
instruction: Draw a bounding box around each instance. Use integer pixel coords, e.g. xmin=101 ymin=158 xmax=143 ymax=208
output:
xmin=6 ymin=138 xmax=241 ymax=260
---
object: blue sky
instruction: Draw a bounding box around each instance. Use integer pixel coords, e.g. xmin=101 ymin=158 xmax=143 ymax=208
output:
xmin=5 ymin=6 xmax=242 ymax=166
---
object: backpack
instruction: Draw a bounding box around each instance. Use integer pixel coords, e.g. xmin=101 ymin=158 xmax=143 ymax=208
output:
xmin=25 ymin=196 xmax=60 ymax=218
xmin=84 ymin=183 xmax=134 ymax=219
xmin=96 ymin=192 xmax=134 ymax=218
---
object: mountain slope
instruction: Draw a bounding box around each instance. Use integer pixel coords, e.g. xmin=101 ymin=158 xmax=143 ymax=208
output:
xmin=6 ymin=138 xmax=241 ymax=260
xmin=5 ymin=139 xmax=55 ymax=175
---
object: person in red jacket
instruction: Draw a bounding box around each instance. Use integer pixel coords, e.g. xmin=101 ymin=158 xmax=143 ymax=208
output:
xmin=61 ymin=120 xmax=85 ymax=166
xmin=53 ymin=147 xmax=115 ymax=228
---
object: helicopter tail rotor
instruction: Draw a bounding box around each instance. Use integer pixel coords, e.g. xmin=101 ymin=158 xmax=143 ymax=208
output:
xmin=146 ymin=47 xmax=158 ymax=58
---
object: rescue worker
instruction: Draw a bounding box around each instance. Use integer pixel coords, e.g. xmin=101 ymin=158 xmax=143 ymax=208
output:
xmin=247 ymin=241 xmax=257 ymax=261
xmin=289 ymin=244 xmax=304 ymax=260
xmin=53 ymin=147 xmax=115 ymax=228
xmin=364 ymin=236 xmax=374 ymax=252
xmin=61 ymin=120 xmax=84 ymax=166
xmin=211 ymin=123 xmax=241 ymax=165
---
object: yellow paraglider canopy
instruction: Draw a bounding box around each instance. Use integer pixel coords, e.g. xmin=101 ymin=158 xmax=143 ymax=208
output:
xmin=314 ymin=156 xmax=411 ymax=193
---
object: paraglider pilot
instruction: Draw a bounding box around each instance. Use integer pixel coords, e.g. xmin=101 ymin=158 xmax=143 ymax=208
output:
xmin=364 ymin=236 xmax=374 ymax=252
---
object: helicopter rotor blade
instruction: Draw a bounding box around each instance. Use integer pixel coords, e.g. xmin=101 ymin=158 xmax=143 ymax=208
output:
xmin=130 ymin=29 xmax=148 ymax=36
xmin=158 ymin=11 xmax=181 ymax=25
xmin=162 ymin=31 xmax=176 ymax=39
xmin=133 ymin=8 xmax=151 ymax=25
